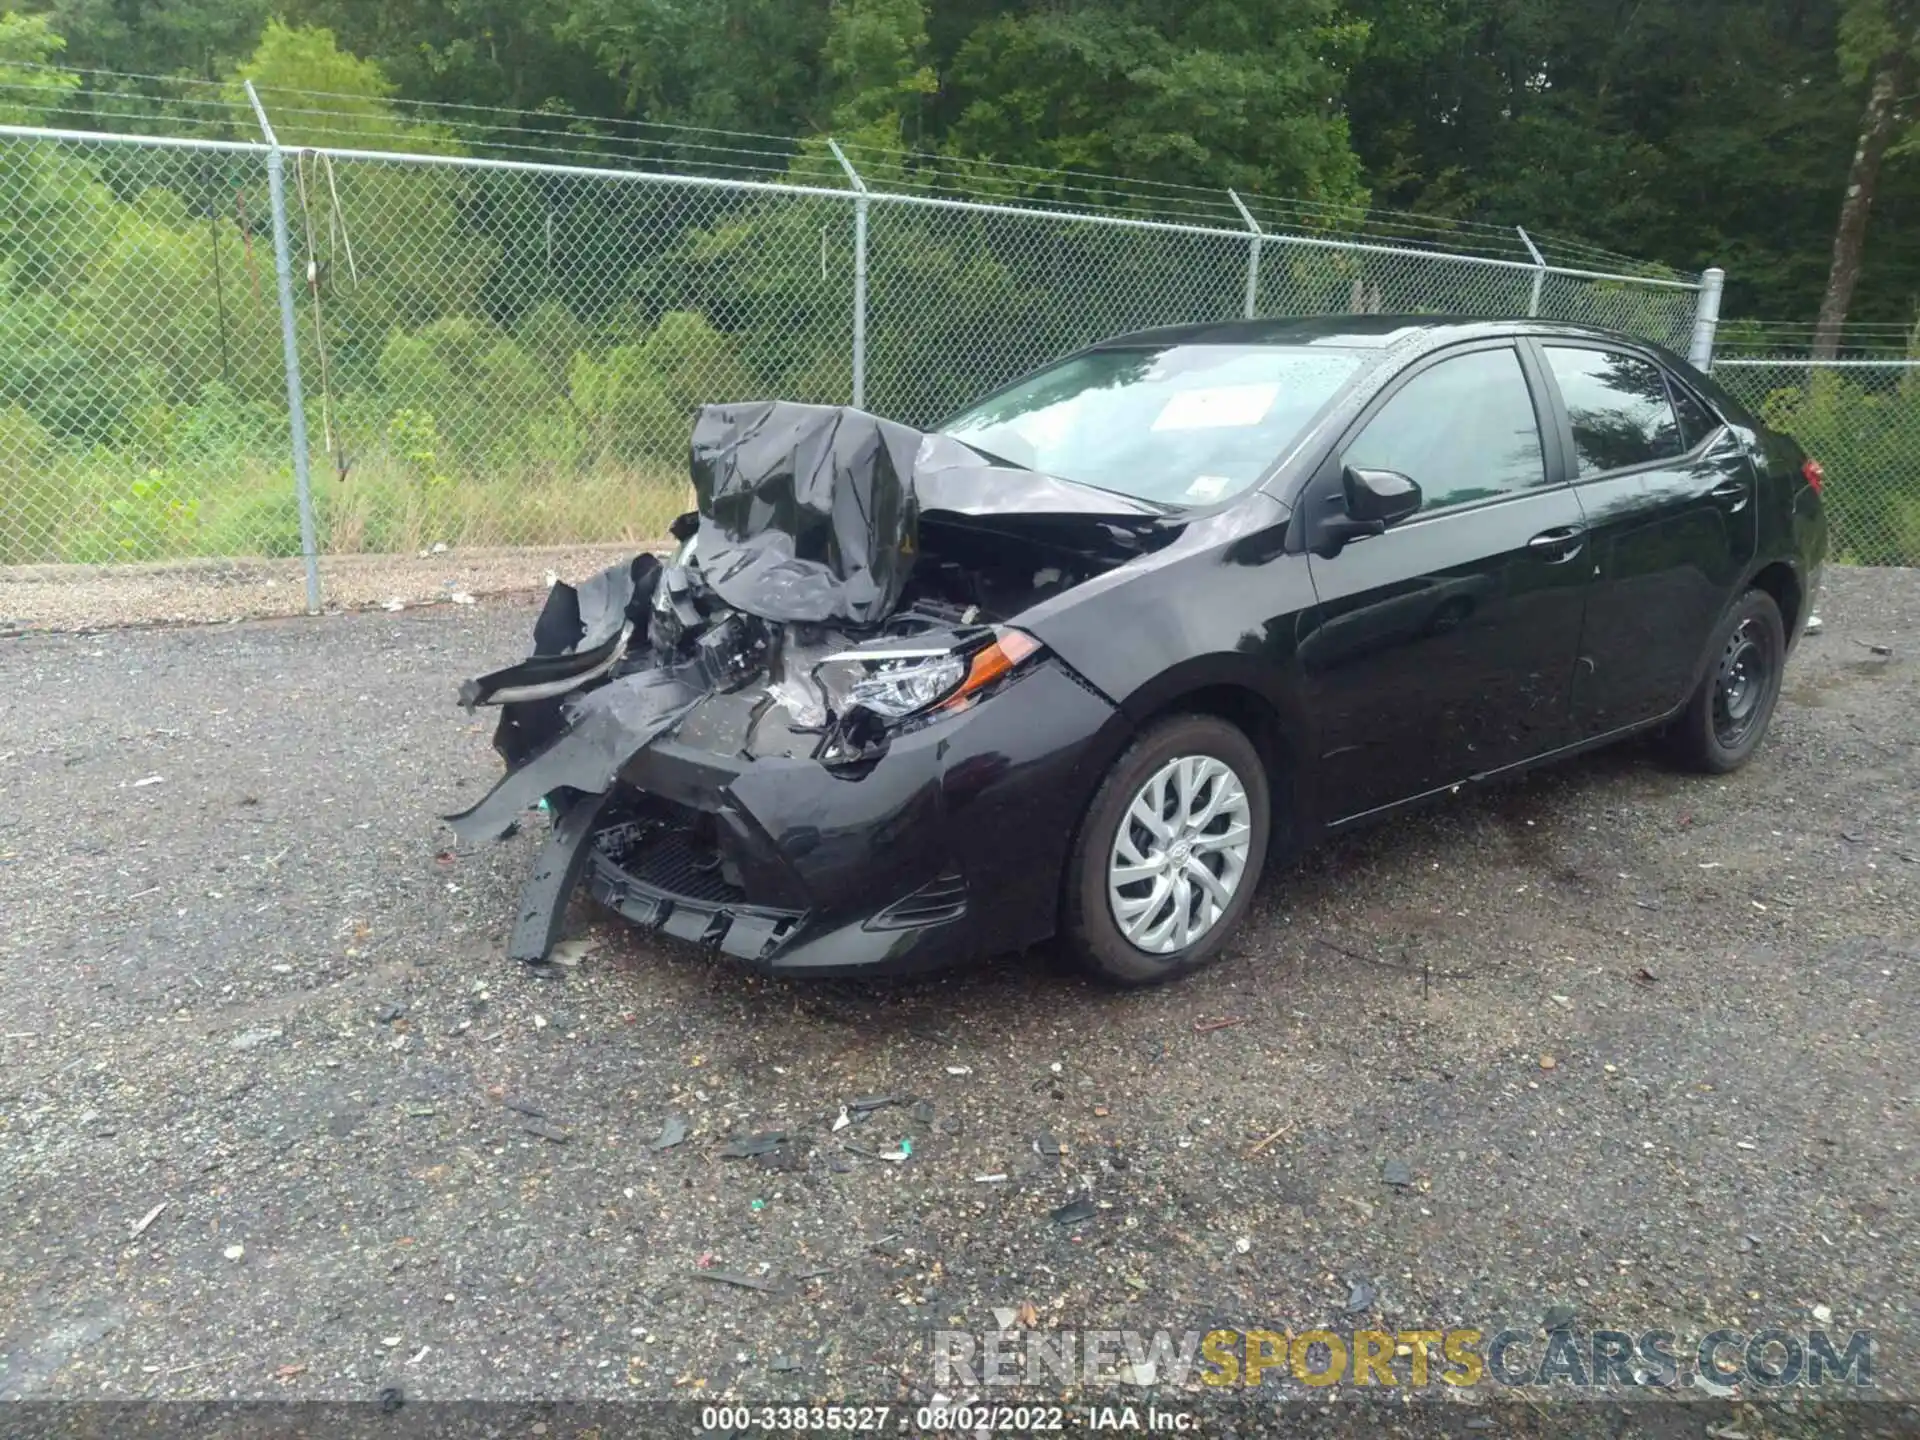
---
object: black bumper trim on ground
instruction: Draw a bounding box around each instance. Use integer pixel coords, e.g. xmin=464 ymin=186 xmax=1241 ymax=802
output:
xmin=586 ymin=846 xmax=805 ymax=962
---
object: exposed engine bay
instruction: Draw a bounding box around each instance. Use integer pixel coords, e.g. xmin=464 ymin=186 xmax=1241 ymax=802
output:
xmin=445 ymin=401 xmax=1180 ymax=964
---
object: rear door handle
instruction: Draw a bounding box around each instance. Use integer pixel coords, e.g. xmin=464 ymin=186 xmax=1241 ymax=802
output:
xmin=1709 ymin=479 xmax=1748 ymax=499
xmin=1527 ymin=526 xmax=1586 ymax=561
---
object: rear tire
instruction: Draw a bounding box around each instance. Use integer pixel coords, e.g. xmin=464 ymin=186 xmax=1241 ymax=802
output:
xmin=1666 ymin=588 xmax=1786 ymax=774
xmin=1065 ymin=714 xmax=1270 ymax=987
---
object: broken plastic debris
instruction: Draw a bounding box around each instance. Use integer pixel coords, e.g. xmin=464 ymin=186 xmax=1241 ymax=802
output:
xmin=1051 ymin=1198 xmax=1097 ymax=1225
xmin=717 ymin=1133 xmax=788 ymax=1158
xmin=696 ymin=1269 xmax=777 ymax=1292
xmin=129 ymin=1201 xmax=168 ymax=1239
xmin=548 ymin=939 xmax=595 ymax=968
xmin=651 ymin=1116 xmax=689 ymax=1150
xmin=132 ymin=774 xmax=164 ymax=788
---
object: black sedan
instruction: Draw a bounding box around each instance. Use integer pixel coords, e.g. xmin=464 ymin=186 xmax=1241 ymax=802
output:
xmin=450 ymin=317 xmax=1827 ymax=986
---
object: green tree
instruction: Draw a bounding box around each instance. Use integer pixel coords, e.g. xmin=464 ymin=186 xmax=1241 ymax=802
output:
xmin=943 ymin=1 xmax=1369 ymax=202
xmin=1813 ymin=0 xmax=1920 ymax=354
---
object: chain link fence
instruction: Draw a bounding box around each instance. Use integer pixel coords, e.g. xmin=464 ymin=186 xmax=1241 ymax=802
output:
xmin=0 ymin=132 xmax=288 ymax=567
xmin=1714 ymin=357 xmax=1920 ymax=567
xmin=1 ymin=110 xmax=1711 ymax=606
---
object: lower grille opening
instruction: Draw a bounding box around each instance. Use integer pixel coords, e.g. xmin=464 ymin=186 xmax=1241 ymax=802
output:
xmin=593 ymin=809 xmax=745 ymax=906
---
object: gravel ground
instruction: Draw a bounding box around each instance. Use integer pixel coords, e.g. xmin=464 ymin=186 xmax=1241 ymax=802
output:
xmin=1 ymin=566 xmax=1914 ymax=1416
xmin=0 ymin=544 xmax=647 ymax=633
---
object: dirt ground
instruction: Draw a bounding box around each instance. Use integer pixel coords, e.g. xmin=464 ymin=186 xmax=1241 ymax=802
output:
xmin=1 ymin=566 xmax=1914 ymax=1427
xmin=0 ymin=544 xmax=647 ymax=633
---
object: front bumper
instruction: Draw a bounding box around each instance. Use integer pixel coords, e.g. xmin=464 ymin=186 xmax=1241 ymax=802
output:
xmin=576 ymin=658 xmax=1121 ymax=976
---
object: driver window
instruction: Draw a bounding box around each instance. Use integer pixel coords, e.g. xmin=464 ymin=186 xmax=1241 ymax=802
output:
xmin=1343 ymin=347 xmax=1548 ymax=512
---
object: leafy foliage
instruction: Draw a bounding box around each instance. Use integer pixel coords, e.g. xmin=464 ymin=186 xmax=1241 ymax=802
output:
xmin=6 ymin=2 xmax=1920 ymax=564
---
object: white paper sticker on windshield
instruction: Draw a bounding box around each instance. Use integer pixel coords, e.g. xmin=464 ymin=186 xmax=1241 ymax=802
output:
xmin=1185 ymin=474 xmax=1232 ymax=500
xmin=1151 ymin=383 xmax=1279 ymax=432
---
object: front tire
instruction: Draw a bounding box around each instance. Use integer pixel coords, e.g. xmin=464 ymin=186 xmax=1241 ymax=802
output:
xmin=1065 ymin=714 xmax=1270 ymax=986
xmin=1667 ymin=588 xmax=1786 ymax=774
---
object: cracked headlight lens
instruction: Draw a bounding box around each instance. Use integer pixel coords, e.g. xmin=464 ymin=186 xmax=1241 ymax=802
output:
xmin=814 ymin=630 xmax=1042 ymax=724
xmin=815 ymin=649 xmax=967 ymax=721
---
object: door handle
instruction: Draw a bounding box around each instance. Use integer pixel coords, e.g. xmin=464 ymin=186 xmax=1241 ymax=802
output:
xmin=1527 ymin=526 xmax=1586 ymax=561
xmin=1709 ymin=479 xmax=1748 ymax=499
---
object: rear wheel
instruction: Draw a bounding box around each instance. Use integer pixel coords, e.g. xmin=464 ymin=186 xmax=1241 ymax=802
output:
xmin=1667 ymin=588 xmax=1786 ymax=774
xmin=1065 ymin=714 xmax=1270 ymax=986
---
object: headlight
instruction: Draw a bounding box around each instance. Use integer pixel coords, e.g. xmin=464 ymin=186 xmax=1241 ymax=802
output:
xmin=814 ymin=629 xmax=1041 ymax=723
xmin=816 ymin=647 xmax=967 ymax=720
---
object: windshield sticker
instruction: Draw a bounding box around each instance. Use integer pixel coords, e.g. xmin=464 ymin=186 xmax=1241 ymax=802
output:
xmin=1185 ymin=474 xmax=1233 ymax=500
xmin=1151 ymin=383 xmax=1279 ymax=432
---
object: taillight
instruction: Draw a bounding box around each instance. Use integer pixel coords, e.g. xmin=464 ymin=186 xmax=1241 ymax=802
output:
xmin=1802 ymin=457 xmax=1824 ymax=493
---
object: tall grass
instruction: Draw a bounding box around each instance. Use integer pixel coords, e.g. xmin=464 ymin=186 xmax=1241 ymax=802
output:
xmin=1 ymin=439 xmax=687 ymax=564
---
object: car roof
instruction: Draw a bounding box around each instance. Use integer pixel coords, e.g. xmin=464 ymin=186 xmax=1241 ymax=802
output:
xmin=1084 ymin=314 xmax=1762 ymax=432
xmin=1091 ymin=315 xmax=1671 ymax=356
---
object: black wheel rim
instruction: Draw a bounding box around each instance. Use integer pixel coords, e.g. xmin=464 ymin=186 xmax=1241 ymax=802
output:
xmin=1712 ymin=618 xmax=1771 ymax=749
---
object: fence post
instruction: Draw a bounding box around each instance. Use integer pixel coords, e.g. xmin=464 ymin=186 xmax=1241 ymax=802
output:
xmin=1515 ymin=227 xmax=1545 ymax=317
xmin=828 ymin=139 xmax=869 ymax=410
xmin=1688 ymin=267 xmax=1726 ymax=372
xmin=1228 ymin=189 xmax=1262 ymax=319
xmin=244 ymin=81 xmax=321 ymax=615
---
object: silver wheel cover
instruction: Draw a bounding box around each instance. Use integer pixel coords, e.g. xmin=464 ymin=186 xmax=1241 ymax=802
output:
xmin=1107 ymin=754 xmax=1253 ymax=955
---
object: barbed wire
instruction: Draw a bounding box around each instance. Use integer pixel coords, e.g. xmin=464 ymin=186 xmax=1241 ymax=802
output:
xmin=1 ymin=61 xmax=1682 ymax=277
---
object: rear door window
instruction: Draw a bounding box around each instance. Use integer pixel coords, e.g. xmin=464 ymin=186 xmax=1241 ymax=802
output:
xmin=1541 ymin=346 xmax=1685 ymax=475
xmin=1667 ymin=378 xmax=1722 ymax=449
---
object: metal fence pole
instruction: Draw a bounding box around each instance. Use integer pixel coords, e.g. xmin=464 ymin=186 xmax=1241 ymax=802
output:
xmin=828 ymin=140 xmax=869 ymax=410
xmin=244 ymin=81 xmax=321 ymax=614
xmin=1516 ymin=227 xmax=1545 ymax=317
xmin=1688 ymin=266 xmax=1726 ymax=372
xmin=1228 ymin=189 xmax=1262 ymax=319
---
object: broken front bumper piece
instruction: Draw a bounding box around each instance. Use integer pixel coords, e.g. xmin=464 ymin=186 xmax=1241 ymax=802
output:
xmin=446 ymin=401 xmax=1160 ymax=973
xmin=567 ymin=651 xmax=1118 ymax=974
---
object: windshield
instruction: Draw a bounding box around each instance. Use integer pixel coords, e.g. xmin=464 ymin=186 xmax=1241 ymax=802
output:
xmin=941 ymin=344 xmax=1367 ymax=505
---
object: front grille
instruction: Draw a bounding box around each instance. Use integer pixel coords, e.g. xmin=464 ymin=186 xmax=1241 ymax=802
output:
xmin=593 ymin=813 xmax=745 ymax=906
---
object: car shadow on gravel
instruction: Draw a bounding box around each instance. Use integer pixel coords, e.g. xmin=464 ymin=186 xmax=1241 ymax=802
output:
xmin=574 ymin=728 xmax=1685 ymax=1029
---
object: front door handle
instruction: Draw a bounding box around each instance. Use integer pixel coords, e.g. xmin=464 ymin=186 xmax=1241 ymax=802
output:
xmin=1527 ymin=526 xmax=1586 ymax=562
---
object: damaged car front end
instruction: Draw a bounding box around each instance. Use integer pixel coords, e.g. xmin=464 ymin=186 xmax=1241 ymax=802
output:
xmin=448 ymin=400 xmax=1174 ymax=976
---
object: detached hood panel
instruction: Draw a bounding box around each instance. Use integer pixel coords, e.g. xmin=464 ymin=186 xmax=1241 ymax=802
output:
xmin=691 ymin=401 xmax=1165 ymax=625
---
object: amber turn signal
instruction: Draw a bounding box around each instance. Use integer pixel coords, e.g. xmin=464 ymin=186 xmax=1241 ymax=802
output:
xmin=939 ymin=630 xmax=1043 ymax=710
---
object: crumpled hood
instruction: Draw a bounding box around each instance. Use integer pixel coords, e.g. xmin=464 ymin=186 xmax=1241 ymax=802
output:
xmin=690 ymin=401 xmax=1165 ymax=625
xmin=445 ymin=400 xmax=1181 ymax=937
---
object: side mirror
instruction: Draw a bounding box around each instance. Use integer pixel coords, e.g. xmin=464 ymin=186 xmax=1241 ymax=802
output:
xmin=1343 ymin=466 xmax=1421 ymax=525
xmin=1312 ymin=467 xmax=1422 ymax=558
